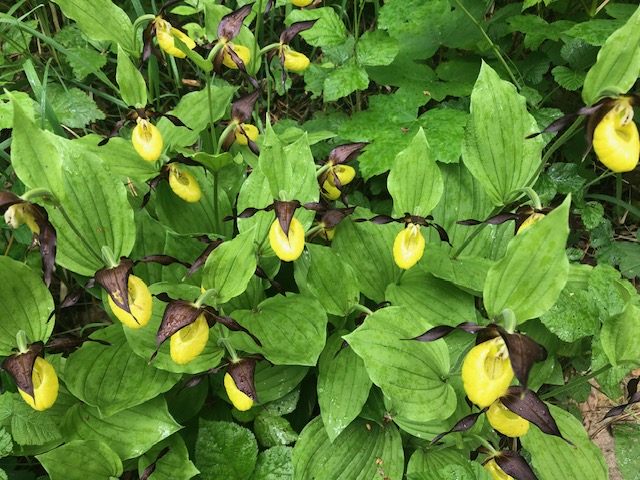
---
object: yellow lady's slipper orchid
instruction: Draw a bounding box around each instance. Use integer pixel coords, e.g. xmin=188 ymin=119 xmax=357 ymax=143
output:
xmin=155 ymin=17 xmax=196 ymax=58
xmin=235 ymin=123 xmax=259 ymax=145
xmin=461 ymin=337 xmax=514 ymax=408
xmin=224 ymin=372 xmax=254 ymax=411
xmin=132 ymin=117 xmax=163 ymax=162
xmin=169 ymin=313 xmax=209 ymax=365
xmin=290 ymin=0 xmax=313 ymax=6
xmin=282 ymin=46 xmax=310 ymax=71
xmin=222 ymin=44 xmax=251 ymax=69
xmin=516 ymin=212 xmax=545 ymax=234
xmin=168 ymin=164 xmax=202 ymax=203
xmin=484 ymin=459 xmax=514 ymax=480
xmin=4 ymin=203 xmax=40 ymax=234
xmin=18 ymin=356 xmax=59 ymax=412
xmin=593 ymin=102 xmax=640 ymax=172
xmin=393 ymin=223 xmax=425 ymax=270
xmin=107 ymin=275 xmax=153 ymax=329
xmin=321 ymin=165 xmax=356 ymax=200
xmin=269 ymin=216 xmax=305 ymax=262
xmin=486 ymin=400 xmax=530 ymax=438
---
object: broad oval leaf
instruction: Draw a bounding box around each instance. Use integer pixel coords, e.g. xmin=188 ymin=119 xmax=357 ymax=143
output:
xmin=232 ymin=294 xmax=327 ymax=366
xmin=63 ymin=325 xmax=181 ymax=416
xmin=344 ymin=306 xmax=456 ymax=423
xmin=582 ymin=5 xmax=640 ymax=105
xmin=0 ymin=257 xmax=54 ymax=356
xmin=601 ymin=304 xmax=640 ymax=367
xmin=462 ymin=62 xmax=544 ymax=206
xmin=318 ymin=331 xmax=372 ymax=442
xmin=521 ymin=404 xmax=608 ymax=480
xmin=36 ymin=440 xmax=123 ymax=480
xmin=116 ymin=45 xmax=147 ymax=107
xmin=254 ymin=363 xmax=309 ymax=404
xmin=388 ymin=128 xmax=443 ymax=217
xmin=305 ymin=244 xmax=360 ymax=316
xmin=385 ymin=267 xmax=476 ymax=327
xmin=202 ymin=229 xmax=257 ymax=305
xmin=292 ymin=416 xmax=403 ymax=480
xmin=138 ymin=434 xmax=200 ymax=480
xmin=484 ymin=196 xmax=570 ymax=323
xmin=60 ymin=397 xmax=181 ymax=460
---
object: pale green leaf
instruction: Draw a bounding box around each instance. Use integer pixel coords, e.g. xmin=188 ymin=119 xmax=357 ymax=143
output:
xmin=117 ymin=45 xmax=147 ymax=107
xmin=37 ymin=440 xmax=123 ymax=480
xmin=324 ymin=65 xmax=369 ymax=102
xmin=45 ymin=84 xmax=105 ymax=129
xmin=285 ymin=8 xmax=347 ymax=47
xmin=601 ymin=304 xmax=640 ymax=367
xmin=356 ymin=30 xmax=399 ymax=67
xmin=138 ymin=434 xmax=200 ymax=480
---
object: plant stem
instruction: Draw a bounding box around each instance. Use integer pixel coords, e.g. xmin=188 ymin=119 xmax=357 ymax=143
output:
xmin=451 ymin=206 xmax=502 ymax=258
xmin=540 ymin=364 xmax=612 ymax=400
xmin=351 ymin=303 xmax=373 ymax=316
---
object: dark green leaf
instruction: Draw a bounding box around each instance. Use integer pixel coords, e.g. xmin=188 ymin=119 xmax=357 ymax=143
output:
xmin=324 ymin=65 xmax=369 ymax=103
xmin=138 ymin=434 xmax=200 ymax=480
xmin=37 ymin=440 xmax=123 ymax=480
xmin=250 ymin=446 xmax=293 ymax=480
xmin=254 ymin=413 xmax=298 ymax=448
xmin=601 ymin=304 xmax=640 ymax=367
xmin=418 ymin=109 xmax=468 ymax=164
xmin=285 ymin=8 xmax=347 ymax=47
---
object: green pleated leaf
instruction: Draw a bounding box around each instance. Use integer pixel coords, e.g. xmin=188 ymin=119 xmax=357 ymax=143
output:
xmin=237 ymin=168 xmax=273 ymax=242
xmin=194 ymin=421 xmax=258 ymax=480
xmin=331 ymin=212 xmax=401 ymax=303
xmin=385 ymin=268 xmax=475 ymax=327
xmin=123 ymin=284 xmax=224 ymax=374
xmin=232 ymin=294 xmax=327 ymax=366
xmin=50 ymin=0 xmax=135 ymax=54
xmin=9 ymin=93 xmax=62 ymax=194
xmin=138 ymin=434 xmax=199 ymax=480
xmin=156 ymin=171 xmax=232 ymax=237
xmin=254 ymin=413 xmax=298 ymax=448
xmin=116 ymin=45 xmax=147 ymax=107
xmin=46 ymin=136 xmax=136 ymax=276
xmin=344 ymin=307 xmax=456 ymax=423
xmin=37 ymin=440 xmax=123 ymax=480
xmin=521 ymin=404 xmax=608 ymax=480
xmin=61 ymin=397 xmax=181 ymax=460
xmin=407 ymin=448 xmax=480 ymax=475
xmin=304 ymin=244 xmax=360 ymax=316
xmin=254 ymin=364 xmax=309 ymax=404
xmin=202 ymin=229 xmax=257 ymax=305
xmin=421 ymin=244 xmax=494 ymax=295
xmin=157 ymin=85 xmax=235 ymax=150
xmin=388 ymin=128 xmax=443 ymax=217
xmin=601 ymin=304 xmax=640 ymax=367
xmin=582 ymin=5 xmax=640 ymax=104
xmin=251 ymin=446 xmax=293 ymax=480
xmin=318 ymin=331 xmax=372 ymax=442
xmin=292 ymin=417 xmax=403 ymax=480
xmin=63 ymin=325 xmax=181 ymax=416
xmin=0 ymin=257 xmax=54 ymax=355
xmin=259 ymin=125 xmax=318 ymax=203
xmin=484 ymin=196 xmax=570 ymax=323
xmin=462 ymin=62 xmax=544 ymax=206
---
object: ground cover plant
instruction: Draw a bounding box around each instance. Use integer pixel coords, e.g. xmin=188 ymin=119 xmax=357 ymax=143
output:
xmin=0 ymin=0 xmax=640 ymax=478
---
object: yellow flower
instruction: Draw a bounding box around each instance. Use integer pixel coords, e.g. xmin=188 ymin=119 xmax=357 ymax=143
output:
xmin=107 ymin=275 xmax=153 ymax=329
xmin=484 ymin=459 xmax=514 ymax=480
xmin=155 ymin=17 xmax=196 ymax=58
xmin=486 ymin=400 xmax=530 ymax=437
xmin=516 ymin=212 xmax=545 ymax=234
xmin=224 ymin=372 xmax=254 ymax=411
xmin=18 ymin=356 xmax=59 ymax=412
xmin=4 ymin=203 xmax=40 ymax=234
xmin=593 ymin=100 xmax=639 ymax=172
xmin=393 ymin=223 xmax=425 ymax=270
xmin=461 ymin=337 xmax=514 ymax=408
xmin=235 ymin=123 xmax=259 ymax=145
xmin=269 ymin=217 xmax=305 ymax=262
xmin=282 ymin=46 xmax=310 ymax=71
xmin=132 ymin=118 xmax=163 ymax=162
xmin=169 ymin=313 xmax=209 ymax=365
xmin=222 ymin=44 xmax=251 ymax=69
xmin=290 ymin=0 xmax=313 ymax=6
xmin=321 ymin=165 xmax=356 ymax=200
xmin=168 ymin=164 xmax=202 ymax=203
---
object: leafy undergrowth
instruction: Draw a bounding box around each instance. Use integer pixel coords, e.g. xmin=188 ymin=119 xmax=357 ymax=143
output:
xmin=1 ymin=0 xmax=640 ymax=479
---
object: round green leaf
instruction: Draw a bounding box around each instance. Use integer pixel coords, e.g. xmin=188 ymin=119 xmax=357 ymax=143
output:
xmin=36 ymin=440 xmax=123 ymax=480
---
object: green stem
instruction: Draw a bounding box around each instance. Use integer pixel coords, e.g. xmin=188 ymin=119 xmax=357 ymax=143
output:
xmin=206 ymin=41 xmax=227 ymax=64
xmin=16 ymin=330 xmax=29 ymax=354
xmin=451 ymin=206 xmax=502 ymax=259
xmin=499 ymin=309 xmax=517 ymax=333
xmin=194 ymin=288 xmax=219 ymax=309
xmin=258 ymin=42 xmax=281 ymax=57
xmin=615 ymin=172 xmax=622 ymax=220
xmin=132 ymin=14 xmax=155 ymax=53
xmin=305 ymin=225 xmax=323 ymax=239
xmin=469 ymin=434 xmax=498 ymax=456
xmin=218 ymin=327 xmax=240 ymax=363
xmin=216 ymin=123 xmax=237 ymax=155
xmin=316 ymin=163 xmax=331 ymax=178
xmin=585 ymin=193 xmax=640 ymax=219
xmin=213 ymin=172 xmax=220 ymax=231
xmin=511 ymin=187 xmax=542 ymax=210
xmin=20 ymin=188 xmax=55 ymax=202
xmin=101 ymin=246 xmax=119 ymax=269
xmin=540 ymin=364 xmax=612 ymax=400
xmin=350 ymin=304 xmax=374 ymax=316
xmin=452 ymin=0 xmax=521 ymax=90
xmin=584 ymin=170 xmax=615 ymax=189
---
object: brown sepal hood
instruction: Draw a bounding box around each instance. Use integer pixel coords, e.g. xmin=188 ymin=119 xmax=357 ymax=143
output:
xmin=605 ymin=377 xmax=640 ymax=419
xmin=95 ymin=257 xmax=135 ymax=319
xmin=0 ymin=191 xmax=57 ymax=287
xmin=274 ymin=199 xmax=301 ymax=237
xmin=232 ymin=90 xmax=262 ymax=124
xmin=491 ymin=450 xmax=539 ymax=480
xmin=412 ymin=322 xmax=547 ymax=392
xmin=317 ymin=142 xmax=368 ymax=187
xmin=279 ymin=20 xmax=318 ymax=45
xmin=151 ymin=296 xmax=262 ymax=361
xmin=359 ymin=212 xmax=451 ymax=246
xmin=217 ymin=3 xmax=254 ymax=42
xmin=1 ymin=341 xmax=45 ymax=401
xmin=227 ymin=357 xmax=259 ymax=402
xmin=458 ymin=205 xmax=554 ymax=235
xmin=304 ymin=203 xmax=355 ymax=240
